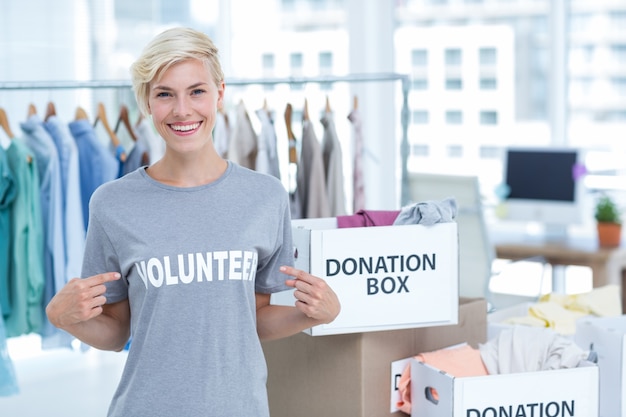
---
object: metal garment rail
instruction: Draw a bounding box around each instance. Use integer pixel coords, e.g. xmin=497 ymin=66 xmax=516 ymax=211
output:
xmin=0 ymin=73 xmax=411 ymax=205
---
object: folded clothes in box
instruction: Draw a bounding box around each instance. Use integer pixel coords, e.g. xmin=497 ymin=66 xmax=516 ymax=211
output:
xmin=393 ymin=326 xmax=596 ymax=415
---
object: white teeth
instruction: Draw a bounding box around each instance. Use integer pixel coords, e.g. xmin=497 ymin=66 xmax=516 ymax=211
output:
xmin=171 ymin=123 xmax=199 ymax=132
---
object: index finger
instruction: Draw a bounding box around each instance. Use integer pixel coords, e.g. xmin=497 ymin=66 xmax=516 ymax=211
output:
xmin=86 ymin=272 xmax=121 ymax=286
xmin=279 ymin=266 xmax=311 ymax=282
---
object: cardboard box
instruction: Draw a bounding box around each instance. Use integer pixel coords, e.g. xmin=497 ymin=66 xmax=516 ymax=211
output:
xmin=487 ymin=302 xmax=535 ymax=340
xmin=272 ymin=218 xmax=459 ymax=335
xmin=411 ymin=358 xmax=599 ymax=417
xmin=262 ymin=297 xmax=487 ymax=417
xmin=576 ymin=316 xmax=626 ymax=417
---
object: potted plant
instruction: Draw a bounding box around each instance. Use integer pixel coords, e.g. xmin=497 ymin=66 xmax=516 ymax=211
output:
xmin=595 ymin=194 xmax=622 ymax=247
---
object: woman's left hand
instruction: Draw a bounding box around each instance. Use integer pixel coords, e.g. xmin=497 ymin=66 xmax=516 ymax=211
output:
xmin=280 ymin=265 xmax=341 ymax=325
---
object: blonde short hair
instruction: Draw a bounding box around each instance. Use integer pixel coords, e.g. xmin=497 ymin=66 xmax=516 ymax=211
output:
xmin=130 ymin=27 xmax=225 ymax=116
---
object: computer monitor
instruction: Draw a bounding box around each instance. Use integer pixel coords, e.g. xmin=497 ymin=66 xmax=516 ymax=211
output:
xmin=501 ymin=147 xmax=584 ymax=240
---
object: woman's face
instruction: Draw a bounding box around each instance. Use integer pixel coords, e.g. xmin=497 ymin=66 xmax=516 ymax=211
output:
xmin=147 ymin=59 xmax=224 ymax=156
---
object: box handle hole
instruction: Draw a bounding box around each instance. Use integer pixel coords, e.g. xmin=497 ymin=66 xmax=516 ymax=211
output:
xmin=424 ymin=386 xmax=439 ymax=405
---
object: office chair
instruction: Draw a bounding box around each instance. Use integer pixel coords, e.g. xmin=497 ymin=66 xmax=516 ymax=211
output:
xmin=407 ymin=172 xmax=547 ymax=310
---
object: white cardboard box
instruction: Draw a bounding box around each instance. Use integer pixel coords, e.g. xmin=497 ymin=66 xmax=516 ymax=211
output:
xmin=410 ymin=357 xmax=599 ymax=417
xmin=272 ymin=218 xmax=459 ymax=335
xmin=487 ymin=302 xmax=535 ymax=340
xmin=576 ymin=316 xmax=626 ymax=417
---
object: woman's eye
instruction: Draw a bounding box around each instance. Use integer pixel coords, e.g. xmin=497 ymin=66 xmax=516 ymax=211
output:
xmin=156 ymin=92 xmax=171 ymax=98
xmin=191 ymin=89 xmax=205 ymax=96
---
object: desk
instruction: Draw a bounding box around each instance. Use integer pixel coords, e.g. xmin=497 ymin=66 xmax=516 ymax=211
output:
xmin=492 ymin=232 xmax=626 ymax=313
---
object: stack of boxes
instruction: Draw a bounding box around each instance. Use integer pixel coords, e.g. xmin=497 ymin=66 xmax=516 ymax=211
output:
xmin=265 ymin=218 xmax=602 ymax=417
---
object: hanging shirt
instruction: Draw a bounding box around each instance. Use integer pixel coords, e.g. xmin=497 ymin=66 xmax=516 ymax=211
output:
xmin=69 ymin=119 xmax=119 ymax=231
xmin=213 ymin=111 xmax=230 ymax=159
xmin=135 ymin=118 xmax=164 ymax=164
xmin=228 ymin=101 xmax=257 ymax=170
xmin=43 ymin=115 xmax=85 ymax=282
xmin=348 ymin=108 xmax=365 ymax=213
xmin=4 ymin=140 xmax=45 ymax=337
xmin=0 ymin=301 xmax=19 ymax=397
xmin=320 ymin=111 xmax=346 ymax=216
xmin=255 ymin=109 xmax=281 ymax=180
xmin=0 ymin=147 xmax=17 ymax=316
xmin=122 ymin=139 xmax=149 ymax=176
xmin=296 ymin=120 xmax=330 ymax=219
xmin=20 ymin=115 xmax=66 ymax=336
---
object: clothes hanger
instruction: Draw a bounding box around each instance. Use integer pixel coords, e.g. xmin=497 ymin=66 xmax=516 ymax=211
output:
xmin=45 ymin=101 xmax=56 ymax=121
xmin=28 ymin=103 xmax=37 ymax=117
xmin=325 ymin=95 xmax=332 ymax=113
xmin=284 ymin=103 xmax=297 ymax=164
xmin=262 ymin=98 xmax=271 ymax=117
xmin=75 ymin=106 xmax=89 ymax=121
xmin=135 ymin=112 xmax=144 ymax=128
xmin=353 ymin=95 xmax=358 ymax=111
xmin=94 ymin=102 xmax=126 ymax=161
xmin=0 ymin=107 xmax=15 ymax=139
xmin=115 ymin=104 xmax=138 ymax=142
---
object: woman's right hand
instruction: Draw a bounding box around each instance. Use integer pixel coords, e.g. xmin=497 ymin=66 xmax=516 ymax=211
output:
xmin=46 ymin=272 xmax=121 ymax=330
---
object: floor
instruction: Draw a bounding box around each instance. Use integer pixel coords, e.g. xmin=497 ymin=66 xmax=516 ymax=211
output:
xmin=0 ymin=335 xmax=127 ymax=417
xmin=0 ymin=266 xmax=593 ymax=417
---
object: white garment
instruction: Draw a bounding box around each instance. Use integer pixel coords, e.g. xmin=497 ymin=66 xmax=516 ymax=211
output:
xmin=135 ymin=119 xmax=164 ymax=164
xmin=479 ymin=326 xmax=590 ymax=374
xmin=255 ymin=109 xmax=280 ymax=180
xmin=228 ymin=102 xmax=257 ymax=170
xmin=213 ymin=111 xmax=230 ymax=159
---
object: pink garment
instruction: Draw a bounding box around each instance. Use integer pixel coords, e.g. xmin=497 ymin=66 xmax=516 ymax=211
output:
xmin=396 ymin=344 xmax=489 ymax=414
xmin=336 ymin=209 xmax=400 ymax=228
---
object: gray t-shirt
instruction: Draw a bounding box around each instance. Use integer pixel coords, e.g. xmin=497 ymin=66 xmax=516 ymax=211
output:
xmin=82 ymin=162 xmax=293 ymax=417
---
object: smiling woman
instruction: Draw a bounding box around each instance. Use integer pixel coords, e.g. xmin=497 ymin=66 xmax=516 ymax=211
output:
xmin=43 ymin=26 xmax=340 ymax=417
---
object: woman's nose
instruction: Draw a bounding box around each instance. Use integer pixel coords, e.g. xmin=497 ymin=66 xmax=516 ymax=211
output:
xmin=173 ymin=96 xmax=192 ymax=117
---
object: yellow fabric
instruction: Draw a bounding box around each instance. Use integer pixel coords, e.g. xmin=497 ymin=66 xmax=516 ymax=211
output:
xmin=539 ymin=284 xmax=621 ymax=317
xmin=502 ymin=285 xmax=621 ymax=335
xmin=528 ymin=302 xmax=587 ymax=335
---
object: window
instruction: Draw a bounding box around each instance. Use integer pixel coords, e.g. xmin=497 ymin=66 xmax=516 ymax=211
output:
xmin=480 ymin=77 xmax=497 ymax=90
xmin=262 ymin=53 xmax=275 ymax=91
xmin=479 ymin=47 xmax=497 ymax=66
xmin=319 ymin=51 xmax=333 ymax=72
xmin=445 ymin=78 xmax=463 ymax=90
xmin=411 ymin=144 xmax=430 ymax=157
xmin=611 ymin=77 xmax=626 ymax=96
xmin=262 ymin=53 xmax=275 ymax=70
xmin=480 ymin=111 xmax=498 ymax=125
xmin=413 ymin=110 xmax=429 ymax=124
xmin=447 ymin=145 xmax=463 ymax=158
xmin=609 ymin=11 xmax=626 ymax=30
xmin=290 ymin=52 xmax=303 ymax=70
xmin=411 ymin=49 xmax=428 ymax=67
xmin=480 ymin=146 xmax=500 ymax=159
xmin=611 ymin=45 xmax=626 ymax=64
xmin=445 ymin=48 xmax=462 ymax=66
xmin=412 ymin=78 xmax=428 ymax=90
xmin=319 ymin=51 xmax=333 ymax=90
xmin=290 ymin=52 xmax=304 ymax=90
xmin=445 ymin=110 xmax=463 ymax=124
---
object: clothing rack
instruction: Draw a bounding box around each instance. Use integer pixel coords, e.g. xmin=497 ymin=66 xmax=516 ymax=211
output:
xmin=0 ymin=72 xmax=412 ymax=205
